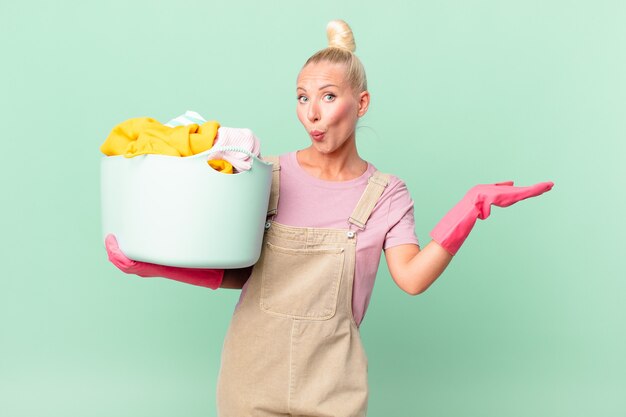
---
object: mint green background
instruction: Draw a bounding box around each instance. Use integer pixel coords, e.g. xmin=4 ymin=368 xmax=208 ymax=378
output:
xmin=1 ymin=1 xmax=624 ymax=416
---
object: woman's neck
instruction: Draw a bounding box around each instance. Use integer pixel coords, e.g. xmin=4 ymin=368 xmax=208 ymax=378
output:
xmin=296 ymin=145 xmax=367 ymax=181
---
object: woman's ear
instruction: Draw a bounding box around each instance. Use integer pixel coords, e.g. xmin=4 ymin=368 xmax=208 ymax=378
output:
xmin=357 ymin=90 xmax=370 ymax=117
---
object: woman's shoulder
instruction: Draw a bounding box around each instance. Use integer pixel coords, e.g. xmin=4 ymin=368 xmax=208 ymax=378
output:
xmin=366 ymin=161 xmax=410 ymax=193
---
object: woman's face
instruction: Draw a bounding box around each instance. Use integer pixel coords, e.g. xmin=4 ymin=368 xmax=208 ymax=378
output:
xmin=296 ymin=61 xmax=369 ymax=155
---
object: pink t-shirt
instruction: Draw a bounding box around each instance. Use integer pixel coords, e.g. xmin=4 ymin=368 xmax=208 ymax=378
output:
xmin=273 ymin=152 xmax=419 ymax=327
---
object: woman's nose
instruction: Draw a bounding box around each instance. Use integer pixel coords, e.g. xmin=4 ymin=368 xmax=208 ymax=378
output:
xmin=307 ymin=102 xmax=320 ymax=123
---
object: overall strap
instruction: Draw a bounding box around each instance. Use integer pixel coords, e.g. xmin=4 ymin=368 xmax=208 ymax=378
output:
xmin=263 ymin=156 xmax=281 ymax=216
xmin=348 ymin=171 xmax=391 ymax=230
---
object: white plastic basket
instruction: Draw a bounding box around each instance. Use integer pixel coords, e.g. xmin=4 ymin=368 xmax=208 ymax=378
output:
xmin=101 ymin=147 xmax=273 ymax=268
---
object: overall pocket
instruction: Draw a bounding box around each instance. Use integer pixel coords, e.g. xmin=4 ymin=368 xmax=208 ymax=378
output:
xmin=260 ymin=242 xmax=344 ymax=320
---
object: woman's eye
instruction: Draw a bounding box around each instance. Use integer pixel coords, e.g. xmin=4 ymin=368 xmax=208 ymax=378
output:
xmin=297 ymin=96 xmax=308 ymax=103
xmin=323 ymin=94 xmax=336 ymax=101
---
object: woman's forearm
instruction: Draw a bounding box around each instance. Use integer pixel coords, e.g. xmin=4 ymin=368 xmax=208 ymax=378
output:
xmin=386 ymin=180 xmax=554 ymax=295
xmin=220 ymin=266 xmax=253 ymax=289
xmin=385 ymin=241 xmax=453 ymax=295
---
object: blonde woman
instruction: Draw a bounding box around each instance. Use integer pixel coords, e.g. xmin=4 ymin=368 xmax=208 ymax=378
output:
xmin=106 ymin=19 xmax=553 ymax=416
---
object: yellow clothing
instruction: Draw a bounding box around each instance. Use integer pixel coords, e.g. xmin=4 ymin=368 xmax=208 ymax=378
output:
xmin=206 ymin=159 xmax=233 ymax=174
xmin=100 ymin=117 xmax=233 ymax=173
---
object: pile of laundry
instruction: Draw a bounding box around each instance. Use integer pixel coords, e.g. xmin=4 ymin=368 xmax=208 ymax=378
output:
xmin=100 ymin=110 xmax=261 ymax=174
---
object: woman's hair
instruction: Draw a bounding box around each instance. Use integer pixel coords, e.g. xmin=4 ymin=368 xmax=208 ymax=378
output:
xmin=303 ymin=20 xmax=368 ymax=93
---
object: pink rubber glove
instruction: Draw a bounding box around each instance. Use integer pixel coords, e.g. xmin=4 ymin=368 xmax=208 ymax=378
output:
xmin=105 ymin=234 xmax=224 ymax=289
xmin=430 ymin=181 xmax=554 ymax=255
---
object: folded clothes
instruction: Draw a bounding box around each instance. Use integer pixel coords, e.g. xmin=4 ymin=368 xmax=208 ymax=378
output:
xmin=100 ymin=116 xmax=233 ymax=173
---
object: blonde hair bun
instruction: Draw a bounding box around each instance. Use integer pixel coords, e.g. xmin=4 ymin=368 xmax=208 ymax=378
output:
xmin=326 ymin=20 xmax=356 ymax=53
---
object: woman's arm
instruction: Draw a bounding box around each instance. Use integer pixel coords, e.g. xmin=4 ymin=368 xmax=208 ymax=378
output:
xmin=220 ymin=267 xmax=253 ymax=289
xmin=105 ymin=234 xmax=224 ymax=289
xmin=385 ymin=180 xmax=553 ymax=295
xmin=385 ymin=242 xmax=452 ymax=295
xmin=106 ymin=234 xmax=254 ymax=290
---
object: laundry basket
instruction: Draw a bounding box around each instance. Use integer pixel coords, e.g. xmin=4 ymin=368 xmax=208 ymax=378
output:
xmin=101 ymin=147 xmax=273 ymax=268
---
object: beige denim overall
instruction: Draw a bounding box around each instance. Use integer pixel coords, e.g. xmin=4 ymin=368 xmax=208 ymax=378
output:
xmin=217 ymin=157 xmax=390 ymax=417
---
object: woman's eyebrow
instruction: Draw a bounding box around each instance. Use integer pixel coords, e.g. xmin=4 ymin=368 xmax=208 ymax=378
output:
xmin=297 ymin=84 xmax=339 ymax=92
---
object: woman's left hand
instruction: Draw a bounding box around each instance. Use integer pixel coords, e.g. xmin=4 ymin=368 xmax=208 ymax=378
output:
xmin=430 ymin=180 xmax=555 ymax=255
xmin=465 ymin=181 xmax=554 ymax=219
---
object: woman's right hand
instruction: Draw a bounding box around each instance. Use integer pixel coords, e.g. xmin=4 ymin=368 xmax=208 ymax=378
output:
xmin=105 ymin=234 xmax=145 ymax=275
xmin=104 ymin=234 xmax=224 ymax=289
